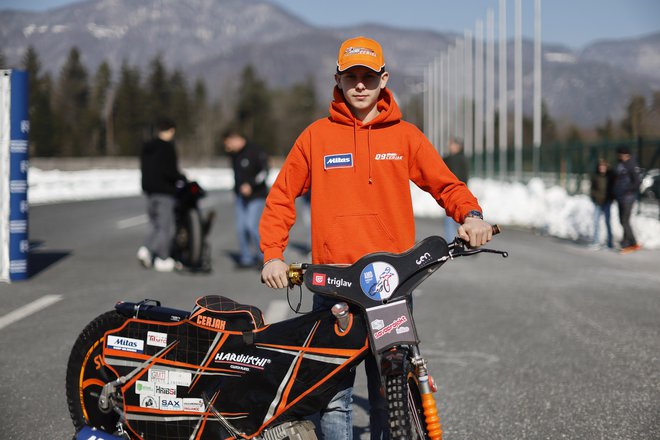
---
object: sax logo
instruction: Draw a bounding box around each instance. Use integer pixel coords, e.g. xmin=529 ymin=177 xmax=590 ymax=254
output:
xmin=415 ymin=252 xmax=431 ymax=266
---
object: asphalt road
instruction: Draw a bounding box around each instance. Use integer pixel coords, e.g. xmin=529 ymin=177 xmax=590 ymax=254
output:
xmin=0 ymin=191 xmax=658 ymax=440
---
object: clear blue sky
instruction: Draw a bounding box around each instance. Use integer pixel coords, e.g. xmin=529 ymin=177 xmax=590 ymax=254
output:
xmin=1 ymin=0 xmax=659 ymax=49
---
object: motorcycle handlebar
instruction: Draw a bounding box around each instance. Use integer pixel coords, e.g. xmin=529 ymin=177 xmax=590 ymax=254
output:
xmin=282 ymin=225 xmax=504 ymax=286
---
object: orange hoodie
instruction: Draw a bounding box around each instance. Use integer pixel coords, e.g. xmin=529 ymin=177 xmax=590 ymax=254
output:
xmin=259 ymin=87 xmax=482 ymax=265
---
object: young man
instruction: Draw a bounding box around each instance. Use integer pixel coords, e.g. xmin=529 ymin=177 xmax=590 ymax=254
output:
xmin=137 ymin=117 xmax=186 ymax=272
xmin=260 ymin=36 xmax=493 ymax=439
xmin=223 ymin=129 xmax=270 ymax=268
xmin=613 ymin=145 xmax=641 ymax=254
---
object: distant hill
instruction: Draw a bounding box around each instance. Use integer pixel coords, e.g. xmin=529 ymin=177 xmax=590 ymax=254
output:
xmin=1 ymin=0 xmax=659 ymax=127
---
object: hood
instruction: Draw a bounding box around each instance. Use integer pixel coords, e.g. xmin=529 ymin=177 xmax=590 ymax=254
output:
xmin=329 ymin=86 xmax=402 ymax=127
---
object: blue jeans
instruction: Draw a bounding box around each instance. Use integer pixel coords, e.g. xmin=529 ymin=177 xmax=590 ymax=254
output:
xmin=443 ymin=215 xmax=459 ymax=242
xmin=234 ymin=196 xmax=265 ymax=265
xmin=592 ymin=201 xmax=613 ymax=248
xmin=313 ymin=294 xmax=354 ymax=439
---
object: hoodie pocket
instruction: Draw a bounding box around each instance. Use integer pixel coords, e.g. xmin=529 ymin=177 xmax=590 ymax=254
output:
xmin=322 ymin=214 xmax=395 ymax=263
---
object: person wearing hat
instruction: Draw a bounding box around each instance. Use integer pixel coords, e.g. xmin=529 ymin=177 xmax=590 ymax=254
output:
xmin=260 ymin=36 xmax=493 ymax=438
xmin=613 ymin=145 xmax=641 ymax=253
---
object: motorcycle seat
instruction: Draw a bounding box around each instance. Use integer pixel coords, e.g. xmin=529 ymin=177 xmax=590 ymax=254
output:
xmin=191 ymin=295 xmax=265 ymax=330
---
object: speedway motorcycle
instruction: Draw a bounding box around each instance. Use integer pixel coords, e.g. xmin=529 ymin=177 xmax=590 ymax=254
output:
xmin=171 ymin=180 xmax=214 ymax=272
xmin=66 ymin=230 xmax=506 ymax=440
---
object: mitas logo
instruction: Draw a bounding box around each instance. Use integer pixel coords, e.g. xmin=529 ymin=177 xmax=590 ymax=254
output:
xmin=324 ymin=153 xmax=353 ymax=169
xmin=107 ymin=335 xmax=144 ymax=353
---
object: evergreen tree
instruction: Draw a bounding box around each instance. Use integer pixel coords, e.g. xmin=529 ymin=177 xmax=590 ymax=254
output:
xmin=0 ymin=50 xmax=6 ymax=68
xmin=596 ymin=118 xmax=615 ymax=141
xmin=621 ymin=95 xmax=646 ymax=139
xmin=90 ymin=61 xmax=113 ymax=155
xmin=53 ymin=47 xmax=91 ymax=156
xmin=275 ymin=77 xmax=318 ymax=155
xmin=541 ymin=100 xmax=557 ymax=144
xmin=22 ymin=46 xmax=57 ymax=156
xmin=145 ymin=54 xmax=171 ymax=120
xmin=113 ymin=61 xmax=145 ymax=156
xmin=234 ymin=65 xmax=276 ymax=154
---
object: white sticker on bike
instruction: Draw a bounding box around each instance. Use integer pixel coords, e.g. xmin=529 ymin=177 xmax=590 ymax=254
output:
xmin=360 ymin=262 xmax=399 ymax=300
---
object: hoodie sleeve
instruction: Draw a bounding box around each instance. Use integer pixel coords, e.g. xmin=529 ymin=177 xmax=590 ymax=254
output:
xmin=259 ymin=135 xmax=311 ymax=262
xmin=408 ymin=132 xmax=482 ymax=223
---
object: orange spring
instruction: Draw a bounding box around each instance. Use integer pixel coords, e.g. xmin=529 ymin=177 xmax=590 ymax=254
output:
xmin=421 ymin=392 xmax=443 ymax=440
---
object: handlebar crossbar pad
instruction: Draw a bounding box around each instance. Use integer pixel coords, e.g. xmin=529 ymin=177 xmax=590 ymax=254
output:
xmin=304 ymin=236 xmax=450 ymax=309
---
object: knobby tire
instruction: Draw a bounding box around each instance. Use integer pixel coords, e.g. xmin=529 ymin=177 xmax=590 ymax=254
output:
xmin=65 ymin=310 xmax=128 ymax=436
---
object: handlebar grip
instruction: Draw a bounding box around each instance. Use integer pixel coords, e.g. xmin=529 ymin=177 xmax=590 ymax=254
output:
xmin=492 ymin=224 xmax=501 ymax=235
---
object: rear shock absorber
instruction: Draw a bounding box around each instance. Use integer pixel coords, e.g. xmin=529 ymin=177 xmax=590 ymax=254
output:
xmin=411 ymin=348 xmax=443 ymax=440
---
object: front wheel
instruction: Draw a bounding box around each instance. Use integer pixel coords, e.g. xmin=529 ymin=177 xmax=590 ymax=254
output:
xmin=385 ymin=354 xmax=438 ymax=439
xmin=65 ymin=310 xmax=128 ymax=436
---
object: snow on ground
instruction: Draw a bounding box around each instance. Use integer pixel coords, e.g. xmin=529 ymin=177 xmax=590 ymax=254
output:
xmin=28 ymin=167 xmax=660 ymax=250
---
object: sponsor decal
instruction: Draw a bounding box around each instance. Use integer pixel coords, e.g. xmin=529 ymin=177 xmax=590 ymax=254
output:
xmin=148 ymin=368 xmax=169 ymax=383
xmin=360 ymin=262 xmax=400 ymax=300
xmin=214 ymin=352 xmax=271 ymax=368
xmin=169 ymin=371 xmax=192 ymax=387
xmin=415 ymin=252 xmax=431 ymax=266
xmin=135 ymin=380 xmax=155 ymax=394
xmin=140 ymin=395 xmax=158 ymax=409
xmin=146 ymin=331 xmax=167 ymax=347
xmin=312 ymin=273 xmax=327 ymax=286
xmin=374 ymin=152 xmax=403 ymax=161
xmin=395 ymin=326 xmax=410 ymax=335
xmin=344 ymin=46 xmax=377 ymax=58
xmin=370 ymin=319 xmax=385 ymax=331
xmin=107 ymin=335 xmax=144 ymax=353
xmin=327 ymin=277 xmax=352 ymax=288
xmin=374 ymin=315 xmax=408 ymax=340
xmin=160 ymin=398 xmax=183 ymax=411
xmin=196 ymin=314 xmax=226 ymax=330
xmin=324 ymin=153 xmax=353 ymax=170
xmin=183 ymin=398 xmax=206 ymax=413
xmin=154 ymin=384 xmax=177 ymax=396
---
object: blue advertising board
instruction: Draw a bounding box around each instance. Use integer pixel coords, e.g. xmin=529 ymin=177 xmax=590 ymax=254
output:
xmin=7 ymin=70 xmax=29 ymax=280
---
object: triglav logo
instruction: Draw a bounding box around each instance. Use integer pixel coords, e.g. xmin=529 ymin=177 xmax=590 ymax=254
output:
xmin=312 ymin=273 xmax=327 ymax=286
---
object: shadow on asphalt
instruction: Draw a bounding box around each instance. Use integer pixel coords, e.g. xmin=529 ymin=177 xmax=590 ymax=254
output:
xmin=28 ymin=249 xmax=71 ymax=278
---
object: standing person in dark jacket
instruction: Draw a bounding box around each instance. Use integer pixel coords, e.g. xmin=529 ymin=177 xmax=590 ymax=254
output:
xmin=443 ymin=138 xmax=469 ymax=241
xmin=137 ymin=118 xmax=186 ymax=272
xmin=223 ymin=129 xmax=269 ymax=268
xmin=589 ymin=158 xmax=614 ymax=249
xmin=613 ymin=145 xmax=641 ymax=253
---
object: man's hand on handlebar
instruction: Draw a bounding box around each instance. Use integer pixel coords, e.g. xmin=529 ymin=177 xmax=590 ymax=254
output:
xmin=457 ymin=217 xmax=493 ymax=248
xmin=261 ymin=259 xmax=290 ymax=289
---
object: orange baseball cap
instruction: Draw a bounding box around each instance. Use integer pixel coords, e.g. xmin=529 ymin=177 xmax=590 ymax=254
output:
xmin=336 ymin=36 xmax=385 ymax=73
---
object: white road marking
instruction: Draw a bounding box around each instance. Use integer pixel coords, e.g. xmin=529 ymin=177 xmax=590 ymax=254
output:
xmin=0 ymin=294 xmax=63 ymax=331
xmin=117 ymin=214 xmax=148 ymax=229
xmin=264 ymin=300 xmax=290 ymax=324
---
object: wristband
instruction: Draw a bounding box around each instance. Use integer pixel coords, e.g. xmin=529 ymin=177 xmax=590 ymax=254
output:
xmin=263 ymin=258 xmax=284 ymax=268
xmin=464 ymin=210 xmax=483 ymax=220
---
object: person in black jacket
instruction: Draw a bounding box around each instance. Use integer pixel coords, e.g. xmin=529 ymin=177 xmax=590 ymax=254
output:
xmin=137 ymin=118 xmax=186 ymax=271
xmin=223 ymin=129 xmax=269 ymax=268
xmin=442 ymin=138 xmax=469 ymax=241
xmin=613 ymin=145 xmax=641 ymax=253
xmin=589 ymin=158 xmax=614 ymax=249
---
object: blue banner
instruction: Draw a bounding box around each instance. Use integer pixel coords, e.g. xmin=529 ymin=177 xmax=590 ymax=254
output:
xmin=8 ymin=70 xmax=29 ymax=280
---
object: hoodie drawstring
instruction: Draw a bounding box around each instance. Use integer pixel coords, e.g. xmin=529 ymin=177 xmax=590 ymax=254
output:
xmin=368 ymin=126 xmax=373 ymax=184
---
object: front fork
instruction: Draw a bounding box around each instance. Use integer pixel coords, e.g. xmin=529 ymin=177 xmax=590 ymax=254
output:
xmin=381 ymin=345 xmax=443 ymax=440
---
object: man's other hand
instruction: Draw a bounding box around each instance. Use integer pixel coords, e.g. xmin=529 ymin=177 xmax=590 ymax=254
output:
xmin=457 ymin=217 xmax=493 ymax=248
xmin=261 ymin=259 xmax=289 ymax=289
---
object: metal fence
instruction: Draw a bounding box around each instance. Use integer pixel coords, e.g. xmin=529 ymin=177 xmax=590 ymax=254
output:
xmin=469 ymin=137 xmax=660 ymax=195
